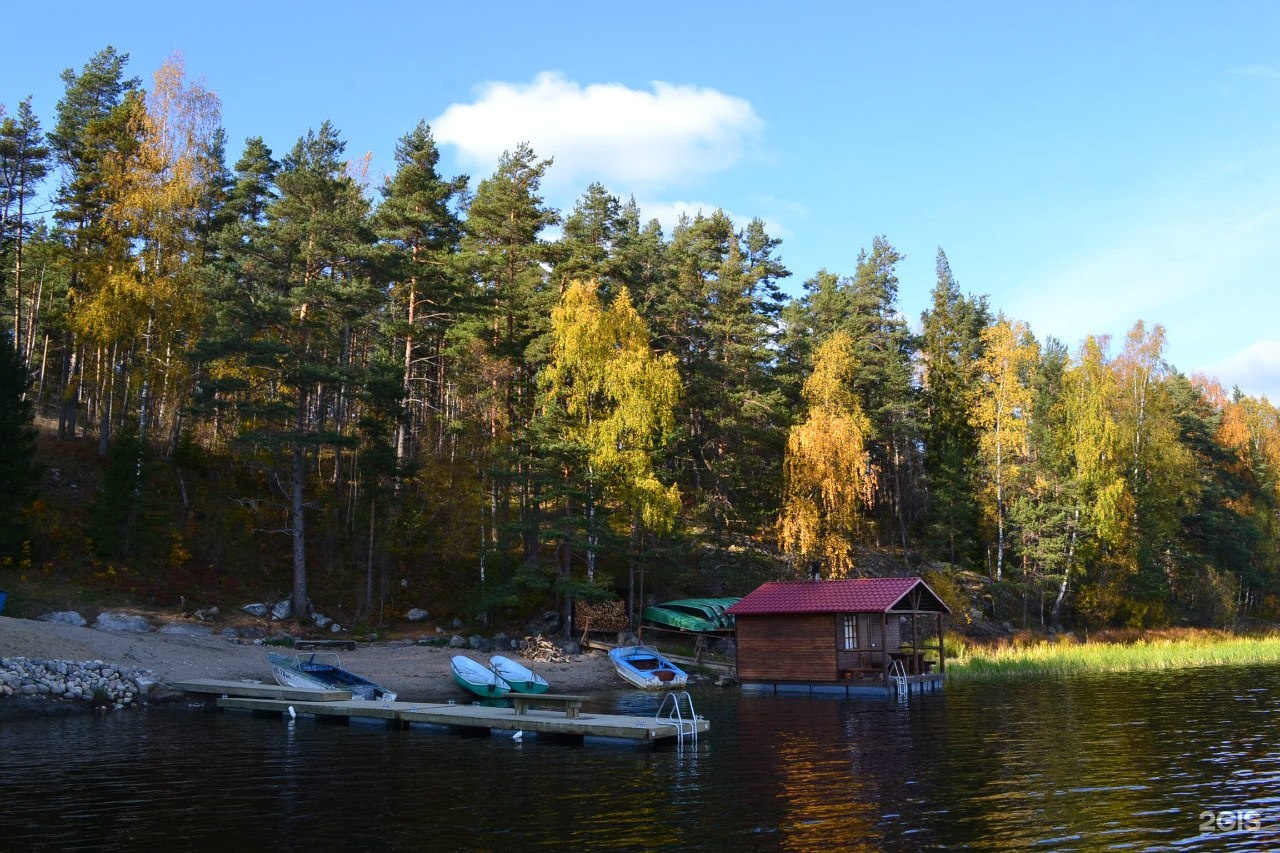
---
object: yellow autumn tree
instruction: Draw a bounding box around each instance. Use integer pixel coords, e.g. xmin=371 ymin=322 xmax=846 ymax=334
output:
xmin=778 ymin=330 xmax=876 ymax=578
xmin=970 ymin=316 xmax=1039 ymax=580
xmin=543 ymin=280 xmax=682 ymax=593
xmin=81 ymin=52 xmax=220 ymax=445
xmin=1056 ymin=335 xmax=1133 ymax=622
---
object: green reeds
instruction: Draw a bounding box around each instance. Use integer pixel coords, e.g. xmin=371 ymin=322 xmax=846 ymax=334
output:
xmin=946 ymin=630 xmax=1280 ymax=680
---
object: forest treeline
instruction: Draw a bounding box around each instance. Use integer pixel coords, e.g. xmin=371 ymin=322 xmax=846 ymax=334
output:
xmin=3 ymin=47 xmax=1280 ymax=630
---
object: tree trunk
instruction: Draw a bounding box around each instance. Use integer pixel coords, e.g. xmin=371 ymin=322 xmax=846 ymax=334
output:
xmin=1051 ymin=507 xmax=1079 ymax=623
xmin=291 ymin=382 xmax=310 ymax=617
xmin=396 ymin=258 xmax=417 ymax=465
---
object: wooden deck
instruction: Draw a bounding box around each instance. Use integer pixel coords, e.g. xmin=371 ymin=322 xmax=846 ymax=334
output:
xmin=740 ymin=673 xmax=945 ymax=698
xmin=176 ymin=680 xmax=707 ymax=745
xmin=171 ymin=679 xmax=353 ymax=702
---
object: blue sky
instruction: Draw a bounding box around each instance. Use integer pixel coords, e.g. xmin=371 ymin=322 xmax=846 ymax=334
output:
xmin=6 ymin=2 xmax=1280 ymax=398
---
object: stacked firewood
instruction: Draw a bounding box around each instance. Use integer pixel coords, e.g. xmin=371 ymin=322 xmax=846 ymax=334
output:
xmin=519 ymin=634 xmax=570 ymax=663
xmin=573 ymin=599 xmax=628 ymax=632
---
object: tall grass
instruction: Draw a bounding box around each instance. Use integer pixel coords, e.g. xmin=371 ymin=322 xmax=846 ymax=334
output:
xmin=946 ymin=629 xmax=1280 ymax=680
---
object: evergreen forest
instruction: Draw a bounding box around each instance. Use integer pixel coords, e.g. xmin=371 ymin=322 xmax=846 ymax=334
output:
xmin=3 ymin=47 xmax=1280 ymax=632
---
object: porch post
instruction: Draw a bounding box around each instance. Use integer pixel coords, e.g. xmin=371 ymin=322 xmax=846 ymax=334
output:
xmin=880 ymin=611 xmax=888 ymax=683
xmin=939 ymin=613 xmax=946 ymax=674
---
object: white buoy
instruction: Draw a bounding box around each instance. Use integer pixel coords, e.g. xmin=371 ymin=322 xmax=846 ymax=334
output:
xmin=288 ymin=705 xmax=296 ymax=719
xmin=512 ymin=730 xmax=523 ymax=742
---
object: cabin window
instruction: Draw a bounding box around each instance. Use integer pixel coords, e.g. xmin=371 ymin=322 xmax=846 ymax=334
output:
xmin=859 ymin=615 xmax=882 ymax=649
xmin=842 ymin=615 xmax=856 ymax=650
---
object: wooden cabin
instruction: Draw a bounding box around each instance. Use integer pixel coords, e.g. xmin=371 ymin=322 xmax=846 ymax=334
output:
xmin=726 ymin=577 xmax=950 ymax=696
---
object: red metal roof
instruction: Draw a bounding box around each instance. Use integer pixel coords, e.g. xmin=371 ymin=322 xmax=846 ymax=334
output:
xmin=726 ymin=577 xmax=951 ymax=615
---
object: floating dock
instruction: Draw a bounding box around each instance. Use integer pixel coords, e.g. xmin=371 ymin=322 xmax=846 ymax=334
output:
xmin=172 ymin=679 xmax=708 ymax=746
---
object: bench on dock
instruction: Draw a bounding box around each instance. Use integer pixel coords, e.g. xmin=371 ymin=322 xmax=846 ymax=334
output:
xmin=510 ymin=693 xmax=588 ymax=719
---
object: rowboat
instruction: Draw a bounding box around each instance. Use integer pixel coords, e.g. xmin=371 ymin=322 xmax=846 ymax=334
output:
xmin=451 ymin=655 xmax=511 ymax=698
xmin=642 ymin=597 xmax=741 ymax=633
xmin=609 ymin=645 xmax=689 ymax=689
xmin=490 ymin=655 xmax=549 ymax=694
xmin=267 ymin=651 xmax=396 ymax=702
xmin=642 ymin=603 xmax=720 ymax=633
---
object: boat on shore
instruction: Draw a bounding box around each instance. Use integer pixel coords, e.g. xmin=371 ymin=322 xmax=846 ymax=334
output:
xmin=609 ymin=645 xmax=689 ymax=689
xmin=451 ymin=655 xmax=511 ymax=698
xmin=642 ymin=597 xmax=740 ymax=633
xmin=490 ymin=655 xmax=549 ymax=694
xmin=267 ymin=651 xmax=396 ymax=702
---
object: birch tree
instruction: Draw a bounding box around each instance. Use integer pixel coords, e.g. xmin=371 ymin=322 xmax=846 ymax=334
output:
xmin=542 ymin=279 xmax=680 ymax=621
xmin=778 ymin=330 xmax=876 ymax=577
xmin=971 ymin=316 xmax=1038 ymax=580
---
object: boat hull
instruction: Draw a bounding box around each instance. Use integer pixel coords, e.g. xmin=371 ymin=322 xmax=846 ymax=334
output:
xmin=490 ymin=655 xmax=549 ymax=694
xmin=451 ymin=655 xmax=511 ymax=698
xmin=641 ymin=605 xmax=719 ymax=633
xmin=267 ymin=652 xmax=396 ymax=702
xmin=609 ymin=646 xmax=689 ymax=690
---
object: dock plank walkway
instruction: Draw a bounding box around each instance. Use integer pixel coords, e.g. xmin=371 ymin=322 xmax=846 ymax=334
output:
xmin=203 ymin=689 xmax=708 ymax=744
xmin=171 ymin=678 xmax=352 ymax=702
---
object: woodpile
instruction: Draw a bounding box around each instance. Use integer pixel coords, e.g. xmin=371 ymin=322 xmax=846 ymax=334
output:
xmin=574 ymin=599 xmax=628 ymax=633
xmin=519 ymin=634 xmax=570 ymax=663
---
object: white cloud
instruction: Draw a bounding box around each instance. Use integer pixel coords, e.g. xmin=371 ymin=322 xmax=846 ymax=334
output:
xmin=433 ymin=72 xmax=762 ymax=191
xmin=1206 ymin=340 xmax=1280 ymax=401
xmin=634 ymin=199 xmax=788 ymax=242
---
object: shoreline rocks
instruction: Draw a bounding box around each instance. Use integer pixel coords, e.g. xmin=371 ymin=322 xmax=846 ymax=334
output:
xmin=0 ymin=656 xmax=155 ymax=712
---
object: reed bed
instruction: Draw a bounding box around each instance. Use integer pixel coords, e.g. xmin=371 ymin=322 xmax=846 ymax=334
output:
xmin=946 ymin=629 xmax=1280 ymax=680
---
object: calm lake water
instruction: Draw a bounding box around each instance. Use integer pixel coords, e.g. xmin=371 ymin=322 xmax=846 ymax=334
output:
xmin=3 ymin=665 xmax=1280 ymax=851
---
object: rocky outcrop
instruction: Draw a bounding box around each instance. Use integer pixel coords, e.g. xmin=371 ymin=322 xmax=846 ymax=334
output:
xmin=38 ymin=611 xmax=88 ymax=627
xmin=93 ymin=613 xmax=154 ymax=633
xmin=0 ymin=657 xmax=154 ymax=712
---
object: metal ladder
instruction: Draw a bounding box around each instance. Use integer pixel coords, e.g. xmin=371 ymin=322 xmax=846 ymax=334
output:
xmin=657 ymin=690 xmax=699 ymax=745
xmin=887 ymin=658 xmax=909 ymax=696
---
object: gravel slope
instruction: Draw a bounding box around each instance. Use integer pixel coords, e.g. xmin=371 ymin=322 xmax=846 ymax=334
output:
xmin=0 ymin=615 xmax=621 ymax=702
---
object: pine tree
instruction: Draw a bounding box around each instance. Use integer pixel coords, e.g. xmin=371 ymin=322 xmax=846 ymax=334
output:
xmin=919 ymin=248 xmax=989 ymax=564
xmin=213 ymin=121 xmax=379 ymax=615
xmin=460 ymin=142 xmax=558 ymax=581
xmin=846 ymin=236 xmax=921 ymax=564
xmin=48 ymin=46 xmax=140 ymax=440
xmin=659 ymin=210 xmax=790 ymax=548
xmin=374 ymin=120 xmax=467 ymax=464
xmin=0 ymin=338 xmax=37 ymax=561
xmin=0 ymin=97 xmax=51 ymax=359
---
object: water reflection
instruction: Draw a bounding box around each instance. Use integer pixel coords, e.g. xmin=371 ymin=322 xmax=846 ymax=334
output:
xmin=3 ymin=668 xmax=1280 ymax=850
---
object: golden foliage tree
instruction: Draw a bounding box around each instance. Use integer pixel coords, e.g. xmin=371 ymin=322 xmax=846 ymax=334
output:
xmin=971 ymin=317 xmax=1039 ymax=580
xmin=79 ymin=52 xmax=220 ymax=445
xmin=543 ymin=280 xmax=682 ymax=585
xmin=778 ymin=330 xmax=876 ymax=577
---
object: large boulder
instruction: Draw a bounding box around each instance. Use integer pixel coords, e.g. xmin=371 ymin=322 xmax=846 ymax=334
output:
xmin=39 ymin=611 xmax=87 ymax=627
xmin=242 ymin=603 xmax=269 ymax=618
xmin=270 ymin=599 xmax=292 ymax=621
xmin=406 ymin=608 xmax=430 ymax=622
xmin=93 ymin=613 xmax=153 ymax=633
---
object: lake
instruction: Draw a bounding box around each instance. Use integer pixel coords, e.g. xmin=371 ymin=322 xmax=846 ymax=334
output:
xmin=2 ymin=664 xmax=1280 ymax=850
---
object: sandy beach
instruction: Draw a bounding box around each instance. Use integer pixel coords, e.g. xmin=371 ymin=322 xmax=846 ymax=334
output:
xmin=0 ymin=615 xmax=622 ymax=702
